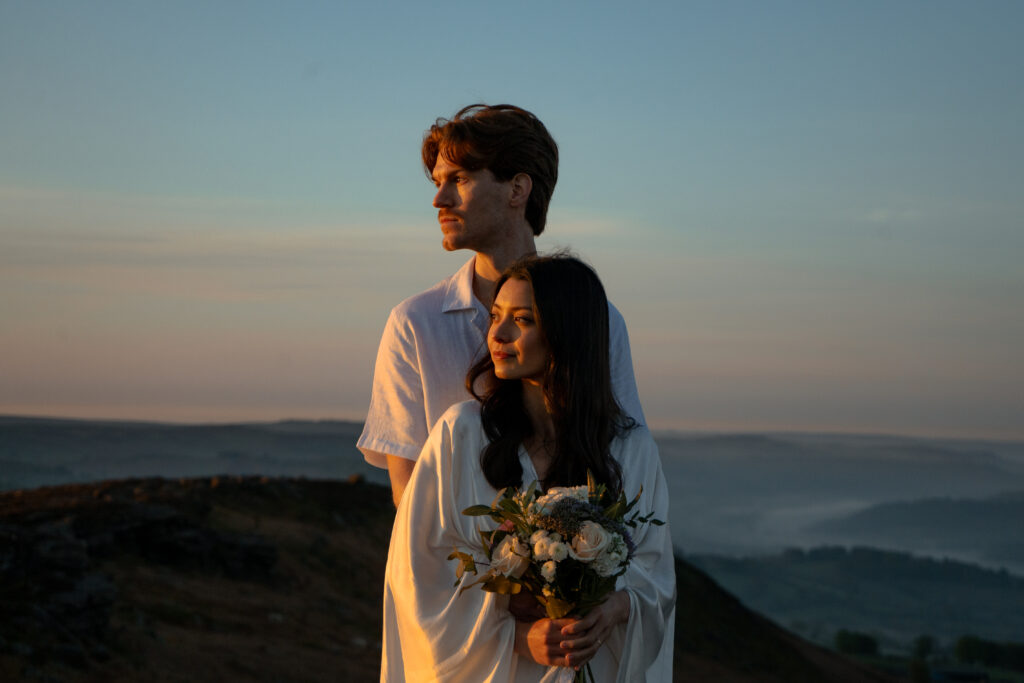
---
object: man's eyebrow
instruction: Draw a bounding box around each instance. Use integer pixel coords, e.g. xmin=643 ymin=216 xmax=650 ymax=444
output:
xmin=431 ymin=166 xmax=465 ymax=183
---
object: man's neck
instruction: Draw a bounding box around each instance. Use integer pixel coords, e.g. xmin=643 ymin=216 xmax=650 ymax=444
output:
xmin=471 ymin=233 xmax=537 ymax=310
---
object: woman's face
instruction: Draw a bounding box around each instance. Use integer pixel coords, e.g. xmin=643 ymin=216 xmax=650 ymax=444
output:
xmin=488 ymin=278 xmax=549 ymax=383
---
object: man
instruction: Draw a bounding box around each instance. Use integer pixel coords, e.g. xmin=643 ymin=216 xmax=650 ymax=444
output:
xmin=358 ymin=104 xmax=645 ymax=507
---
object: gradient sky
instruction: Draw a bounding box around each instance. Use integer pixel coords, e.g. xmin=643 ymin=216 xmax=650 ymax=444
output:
xmin=2 ymin=1 xmax=1022 ymax=439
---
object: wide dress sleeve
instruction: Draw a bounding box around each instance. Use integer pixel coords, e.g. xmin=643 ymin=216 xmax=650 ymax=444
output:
xmin=381 ymin=404 xmax=518 ymax=683
xmin=612 ymin=427 xmax=676 ymax=681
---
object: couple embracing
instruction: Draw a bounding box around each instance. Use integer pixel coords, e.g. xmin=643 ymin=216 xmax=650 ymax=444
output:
xmin=358 ymin=105 xmax=675 ymax=682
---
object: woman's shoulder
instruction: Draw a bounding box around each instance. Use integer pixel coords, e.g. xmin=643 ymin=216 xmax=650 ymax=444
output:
xmin=426 ymin=401 xmax=485 ymax=452
xmin=437 ymin=400 xmax=482 ymax=428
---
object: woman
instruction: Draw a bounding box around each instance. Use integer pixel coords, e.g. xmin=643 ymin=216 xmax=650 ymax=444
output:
xmin=381 ymin=255 xmax=675 ymax=682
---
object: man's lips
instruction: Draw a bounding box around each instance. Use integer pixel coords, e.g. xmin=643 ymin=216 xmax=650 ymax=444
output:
xmin=438 ymin=212 xmax=460 ymax=223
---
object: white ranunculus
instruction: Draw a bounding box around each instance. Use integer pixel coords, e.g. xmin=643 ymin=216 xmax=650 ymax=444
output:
xmin=570 ymin=521 xmax=611 ymax=562
xmin=531 ymin=530 xmax=551 ymax=561
xmin=541 ymin=560 xmax=557 ymax=582
xmin=549 ymin=541 xmax=569 ymax=562
xmin=534 ymin=486 xmax=590 ymax=514
xmin=492 ymin=535 xmax=531 ymax=578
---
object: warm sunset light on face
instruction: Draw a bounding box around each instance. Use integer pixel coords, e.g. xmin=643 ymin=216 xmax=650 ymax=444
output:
xmin=489 ymin=278 xmax=548 ymax=382
xmin=1 ymin=2 xmax=1021 ymax=439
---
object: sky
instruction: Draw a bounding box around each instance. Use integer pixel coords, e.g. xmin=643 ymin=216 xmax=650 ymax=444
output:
xmin=1 ymin=1 xmax=1022 ymax=440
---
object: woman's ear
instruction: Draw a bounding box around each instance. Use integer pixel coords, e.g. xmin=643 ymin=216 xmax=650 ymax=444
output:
xmin=509 ymin=173 xmax=532 ymax=207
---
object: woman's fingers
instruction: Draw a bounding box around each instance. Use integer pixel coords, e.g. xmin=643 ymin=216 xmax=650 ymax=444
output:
xmin=525 ymin=618 xmax=582 ymax=665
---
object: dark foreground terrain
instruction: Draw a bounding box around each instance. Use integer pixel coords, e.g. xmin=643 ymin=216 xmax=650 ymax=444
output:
xmin=0 ymin=476 xmax=893 ymax=682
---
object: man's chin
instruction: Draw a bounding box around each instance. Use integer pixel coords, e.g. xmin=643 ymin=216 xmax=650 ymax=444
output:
xmin=441 ymin=236 xmax=466 ymax=252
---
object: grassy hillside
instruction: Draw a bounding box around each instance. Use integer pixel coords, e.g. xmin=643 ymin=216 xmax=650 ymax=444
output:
xmin=0 ymin=476 xmax=892 ymax=682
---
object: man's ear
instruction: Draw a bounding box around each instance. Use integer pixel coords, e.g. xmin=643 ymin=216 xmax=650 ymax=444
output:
xmin=509 ymin=173 xmax=532 ymax=207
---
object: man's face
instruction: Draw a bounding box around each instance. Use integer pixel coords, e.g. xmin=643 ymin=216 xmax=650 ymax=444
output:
xmin=431 ymin=156 xmax=514 ymax=253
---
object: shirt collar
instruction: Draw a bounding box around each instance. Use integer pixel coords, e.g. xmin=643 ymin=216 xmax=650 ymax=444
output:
xmin=442 ymin=255 xmax=484 ymax=314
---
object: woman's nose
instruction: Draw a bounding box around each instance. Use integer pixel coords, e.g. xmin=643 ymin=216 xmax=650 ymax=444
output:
xmin=490 ymin=318 xmax=512 ymax=342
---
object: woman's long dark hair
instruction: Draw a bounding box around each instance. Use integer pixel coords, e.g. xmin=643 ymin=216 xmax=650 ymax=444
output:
xmin=467 ymin=253 xmax=634 ymax=496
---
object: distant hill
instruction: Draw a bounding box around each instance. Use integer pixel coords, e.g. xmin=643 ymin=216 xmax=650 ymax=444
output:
xmin=0 ymin=415 xmax=383 ymax=492
xmin=657 ymin=431 xmax=1024 ymax=558
xmin=0 ymin=476 xmax=893 ymax=682
xmin=809 ymin=492 xmax=1024 ymax=571
xmin=687 ymin=546 xmax=1024 ymax=649
xmin=6 ymin=414 xmax=1024 ymax=565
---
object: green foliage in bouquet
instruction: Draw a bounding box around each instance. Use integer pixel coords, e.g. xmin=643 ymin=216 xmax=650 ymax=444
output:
xmin=448 ymin=471 xmax=663 ymax=620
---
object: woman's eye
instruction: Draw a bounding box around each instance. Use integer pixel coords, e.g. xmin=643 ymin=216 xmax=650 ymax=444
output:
xmin=515 ymin=316 xmax=533 ymax=324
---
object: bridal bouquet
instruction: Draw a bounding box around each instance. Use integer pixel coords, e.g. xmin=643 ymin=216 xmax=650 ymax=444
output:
xmin=449 ymin=473 xmax=662 ymax=682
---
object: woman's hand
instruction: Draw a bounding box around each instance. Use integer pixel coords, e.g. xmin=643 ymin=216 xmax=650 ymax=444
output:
xmin=514 ymin=618 xmax=577 ymax=666
xmin=557 ymin=591 xmax=631 ymax=669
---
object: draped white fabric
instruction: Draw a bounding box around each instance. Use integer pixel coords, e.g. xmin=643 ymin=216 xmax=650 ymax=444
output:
xmin=382 ymin=401 xmax=676 ymax=682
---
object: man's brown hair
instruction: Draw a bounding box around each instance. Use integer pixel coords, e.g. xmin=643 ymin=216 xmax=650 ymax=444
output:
xmin=422 ymin=104 xmax=559 ymax=236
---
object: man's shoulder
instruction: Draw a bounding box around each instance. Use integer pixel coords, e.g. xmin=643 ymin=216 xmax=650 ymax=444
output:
xmin=607 ymin=300 xmax=626 ymax=326
xmin=390 ymin=273 xmax=454 ymax=320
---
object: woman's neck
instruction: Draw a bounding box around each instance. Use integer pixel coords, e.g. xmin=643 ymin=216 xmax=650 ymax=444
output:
xmin=521 ymin=381 xmax=556 ymax=481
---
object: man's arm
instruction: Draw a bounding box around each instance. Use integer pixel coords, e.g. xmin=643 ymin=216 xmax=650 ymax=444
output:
xmin=386 ymin=454 xmax=417 ymax=508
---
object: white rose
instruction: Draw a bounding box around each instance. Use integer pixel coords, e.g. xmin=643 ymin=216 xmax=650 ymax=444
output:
xmin=492 ymin=535 xmax=531 ymax=578
xmin=593 ymin=533 xmax=627 ymax=577
xmin=541 ymin=560 xmax=557 ymax=582
xmin=549 ymin=541 xmax=569 ymax=562
xmin=570 ymin=521 xmax=611 ymax=562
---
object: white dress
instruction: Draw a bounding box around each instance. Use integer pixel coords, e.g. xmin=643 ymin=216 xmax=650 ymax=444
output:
xmin=381 ymin=401 xmax=676 ymax=682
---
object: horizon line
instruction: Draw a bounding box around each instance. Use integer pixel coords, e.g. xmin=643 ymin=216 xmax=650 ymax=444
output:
xmin=2 ymin=411 xmax=1021 ymax=446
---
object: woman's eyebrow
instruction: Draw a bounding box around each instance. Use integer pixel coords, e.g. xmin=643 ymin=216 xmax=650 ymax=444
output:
xmin=490 ymin=303 xmax=534 ymax=312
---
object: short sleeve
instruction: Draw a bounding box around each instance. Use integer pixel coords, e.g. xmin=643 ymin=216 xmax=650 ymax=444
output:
xmin=357 ymin=307 xmax=429 ymax=467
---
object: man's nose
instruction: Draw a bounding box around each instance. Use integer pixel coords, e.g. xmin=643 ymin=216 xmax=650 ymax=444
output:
xmin=433 ymin=183 xmax=453 ymax=208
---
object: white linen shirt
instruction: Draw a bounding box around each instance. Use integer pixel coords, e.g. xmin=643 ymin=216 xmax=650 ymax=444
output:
xmin=358 ymin=256 xmax=646 ymax=468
